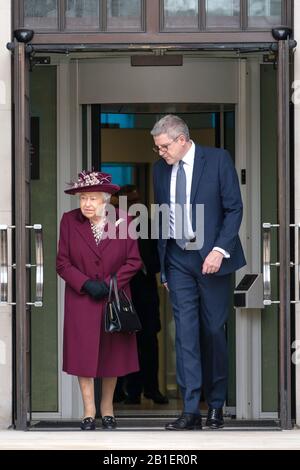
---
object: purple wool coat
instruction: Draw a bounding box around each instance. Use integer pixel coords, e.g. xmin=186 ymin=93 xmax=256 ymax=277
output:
xmin=56 ymin=208 xmax=142 ymax=378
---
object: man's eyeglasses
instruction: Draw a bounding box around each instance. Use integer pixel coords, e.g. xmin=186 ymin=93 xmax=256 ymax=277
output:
xmin=152 ymin=136 xmax=180 ymax=154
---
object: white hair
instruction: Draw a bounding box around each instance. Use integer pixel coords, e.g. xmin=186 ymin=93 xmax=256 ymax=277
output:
xmin=102 ymin=192 xmax=111 ymax=203
xmin=77 ymin=191 xmax=111 ymax=203
xmin=151 ymin=114 xmax=190 ymax=140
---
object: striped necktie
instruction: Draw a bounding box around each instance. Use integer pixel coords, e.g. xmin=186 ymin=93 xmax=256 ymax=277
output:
xmin=175 ymin=160 xmax=188 ymax=249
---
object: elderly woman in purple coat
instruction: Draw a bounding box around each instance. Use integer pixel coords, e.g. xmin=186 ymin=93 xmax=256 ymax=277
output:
xmin=57 ymin=171 xmax=142 ymax=431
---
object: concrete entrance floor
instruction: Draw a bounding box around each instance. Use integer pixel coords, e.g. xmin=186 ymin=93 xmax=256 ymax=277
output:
xmin=1 ymin=428 xmax=300 ymax=450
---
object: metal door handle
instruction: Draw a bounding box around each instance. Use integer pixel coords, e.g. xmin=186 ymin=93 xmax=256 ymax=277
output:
xmin=262 ymin=223 xmax=273 ymax=303
xmin=0 ymin=225 xmax=16 ymax=305
xmin=26 ymin=224 xmax=43 ymax=307
xmin=262 ymin=223 xmax=300 ymax=305
xmin=0 ymin=225 xmax=9 ymax=303
xmin=0 ymin=224 xmax=44 ymax=307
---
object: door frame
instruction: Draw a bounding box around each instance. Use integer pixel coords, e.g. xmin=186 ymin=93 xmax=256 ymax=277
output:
xmin=30 ymin=53 xmax=263 ymax=421
xmin=12 ymin=40 xmax=32 ymax=430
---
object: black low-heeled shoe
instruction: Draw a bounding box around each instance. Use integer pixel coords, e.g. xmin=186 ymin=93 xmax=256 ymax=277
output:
xmin=102 ymin=415 xmax=117 ymax=430
xmin=80 ymin=417 xmax=96 ymax=431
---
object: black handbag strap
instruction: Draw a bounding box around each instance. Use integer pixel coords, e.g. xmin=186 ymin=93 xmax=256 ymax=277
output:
xmin=108 ymin=274 xmax=120 ymax=310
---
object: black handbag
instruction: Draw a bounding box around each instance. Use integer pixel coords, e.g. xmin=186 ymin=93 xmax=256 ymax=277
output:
xmin=104 ymin=275 xmax=142 ymax=334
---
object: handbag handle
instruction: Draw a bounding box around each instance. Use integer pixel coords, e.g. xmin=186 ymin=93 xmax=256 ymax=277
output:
xmin=108 ymin=274 xmax=120 ymax=310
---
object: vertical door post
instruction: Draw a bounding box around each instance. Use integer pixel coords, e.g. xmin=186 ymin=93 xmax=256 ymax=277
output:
xmin=272 ymin=26 xmax=293 ymax=430
xmin=10 ymin=28 xmax=34 ymax=430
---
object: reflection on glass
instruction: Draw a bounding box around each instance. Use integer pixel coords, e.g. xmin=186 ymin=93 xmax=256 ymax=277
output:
xmin=65 ymin=0 xmax=99 ymax=30
xmin=24 ymin=0 xmax=58 ymax=30
xmin=163 ymin=0 xmax=199 ymax=30
xmin=107 ymin=0 xmax=142 ymax=31
xmin=248 ymin=0 xmax=281 ymax=28
xmin=206 ymin=0 xmax=240 ymax=28
xmin=101 ymin=164 xmax=134 ymax=186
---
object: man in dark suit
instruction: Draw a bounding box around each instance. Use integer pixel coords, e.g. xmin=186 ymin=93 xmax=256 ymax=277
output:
xmin=151 ymin=115 xmax=246 ymax=430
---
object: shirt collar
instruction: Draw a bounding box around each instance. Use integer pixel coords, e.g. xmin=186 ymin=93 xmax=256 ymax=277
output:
xmin=176 ymin=141 xmax=195 ymax=167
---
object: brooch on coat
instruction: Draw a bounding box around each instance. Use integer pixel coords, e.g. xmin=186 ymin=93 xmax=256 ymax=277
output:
xmin=115 ymin=218 xmax=125 ymax=227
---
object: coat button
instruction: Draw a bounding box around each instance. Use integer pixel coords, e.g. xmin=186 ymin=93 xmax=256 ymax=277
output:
xmin=95 ymin=261 xmax=99 ymax=266
xmin=95 ymin=274 xmax=99 ymax=279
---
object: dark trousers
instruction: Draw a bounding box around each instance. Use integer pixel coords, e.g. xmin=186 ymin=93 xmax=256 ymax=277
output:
xmin=126 ymin=329 xmax=159 ymax=397
xmin=166 ymin=240 xmax=231 ymax=414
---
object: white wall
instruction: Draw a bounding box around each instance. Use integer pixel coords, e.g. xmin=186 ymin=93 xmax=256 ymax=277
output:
xmin=294 ymin=2 xmax=300 ymax=427
xmin=0 ymin=0 xmax=12 ymax=429
xmin=78 ymin=57 xmax=238 ymax=104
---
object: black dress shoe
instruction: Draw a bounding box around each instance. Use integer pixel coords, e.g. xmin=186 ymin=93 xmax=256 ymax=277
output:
xmin=144 ymin=391 xmax=169 ymax=404
xmin=206 ymin=408 xmax=224 ymax=429
xmin=113 ymin=389 xmax=128 ymax=403
xmin=124 ymin=395 xmax=141 ymax=405
xmin=80 ymin=417 xmax=96 ymax=431
xmin=102 ymin=415 xmax=117 ymax=430
xmin=165 ymin=413 xmax=202 ymax=431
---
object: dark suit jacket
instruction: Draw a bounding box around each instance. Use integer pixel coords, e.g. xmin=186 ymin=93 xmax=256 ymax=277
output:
xmin=153 ymin=145 xmax=246 ymax=282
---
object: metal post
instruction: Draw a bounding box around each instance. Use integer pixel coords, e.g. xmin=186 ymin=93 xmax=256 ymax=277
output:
xmin=272 ymin=27 xmax=292 ymax=430
xmin=11 ymin=29 xmax=34 ymax=430
xmin=14 ymin=40 xmax=28 ymax=431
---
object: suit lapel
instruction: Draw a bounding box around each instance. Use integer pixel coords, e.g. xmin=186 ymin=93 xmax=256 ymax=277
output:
xmin=75 ymin=213 xmax=119 ymax=256
xmin=75 ymin=213 xmax=102 ymax=259
xmin=163 ymin=163 xmax=172 ymax=205
xmin=98 ymin=219 xmax=115 ymax=253
xmin=190 ymin=145 xmax=206 ymax=204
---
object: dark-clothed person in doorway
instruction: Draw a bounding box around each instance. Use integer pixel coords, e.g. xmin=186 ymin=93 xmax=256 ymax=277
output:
xmin=118 ymin=185 xmax=168 ymax=405
xmin=56 ymin=171 xmax=142 ymax=431
xmin=152 ymin=115 xmax=246 ymax=430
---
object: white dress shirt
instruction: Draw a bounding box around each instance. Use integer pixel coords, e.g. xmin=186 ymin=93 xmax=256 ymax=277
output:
xmin=169 ymin=141 xmax=229 ymax=258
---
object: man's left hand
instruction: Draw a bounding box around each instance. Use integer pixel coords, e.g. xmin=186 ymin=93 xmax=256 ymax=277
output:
xmin=202 ymin=250 xmax=224 ymax=274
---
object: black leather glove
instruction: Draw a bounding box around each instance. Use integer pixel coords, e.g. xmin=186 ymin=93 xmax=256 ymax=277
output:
xmin=83 ymin=280 xmax=109 ymax=300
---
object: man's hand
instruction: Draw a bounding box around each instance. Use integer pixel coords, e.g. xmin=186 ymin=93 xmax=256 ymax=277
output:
xmin=163 ymin=282 xmax=169 ymax=291
xmin=202 ymin=250 xmax=224 ymax=275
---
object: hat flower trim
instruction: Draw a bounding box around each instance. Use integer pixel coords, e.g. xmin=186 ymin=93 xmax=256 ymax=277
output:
xmin=70 ymin=171 xmax=111 ymax=189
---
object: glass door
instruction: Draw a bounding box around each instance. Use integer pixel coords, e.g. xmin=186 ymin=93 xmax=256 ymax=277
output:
xmin=0 ymin=39 xmax=44 ymax=429
xmin=30 ymin=66 xmax=58 ymax=415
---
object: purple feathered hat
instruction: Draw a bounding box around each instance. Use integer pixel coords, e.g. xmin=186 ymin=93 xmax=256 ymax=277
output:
xmin=65 ymin=170 xmax=120 ymax=195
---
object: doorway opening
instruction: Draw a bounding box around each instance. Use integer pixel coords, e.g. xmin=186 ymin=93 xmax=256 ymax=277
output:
xmin=27 ymin=54 xmax=281 ymax=427
xmin=86 ymin=104 xmax=237 ymax=418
